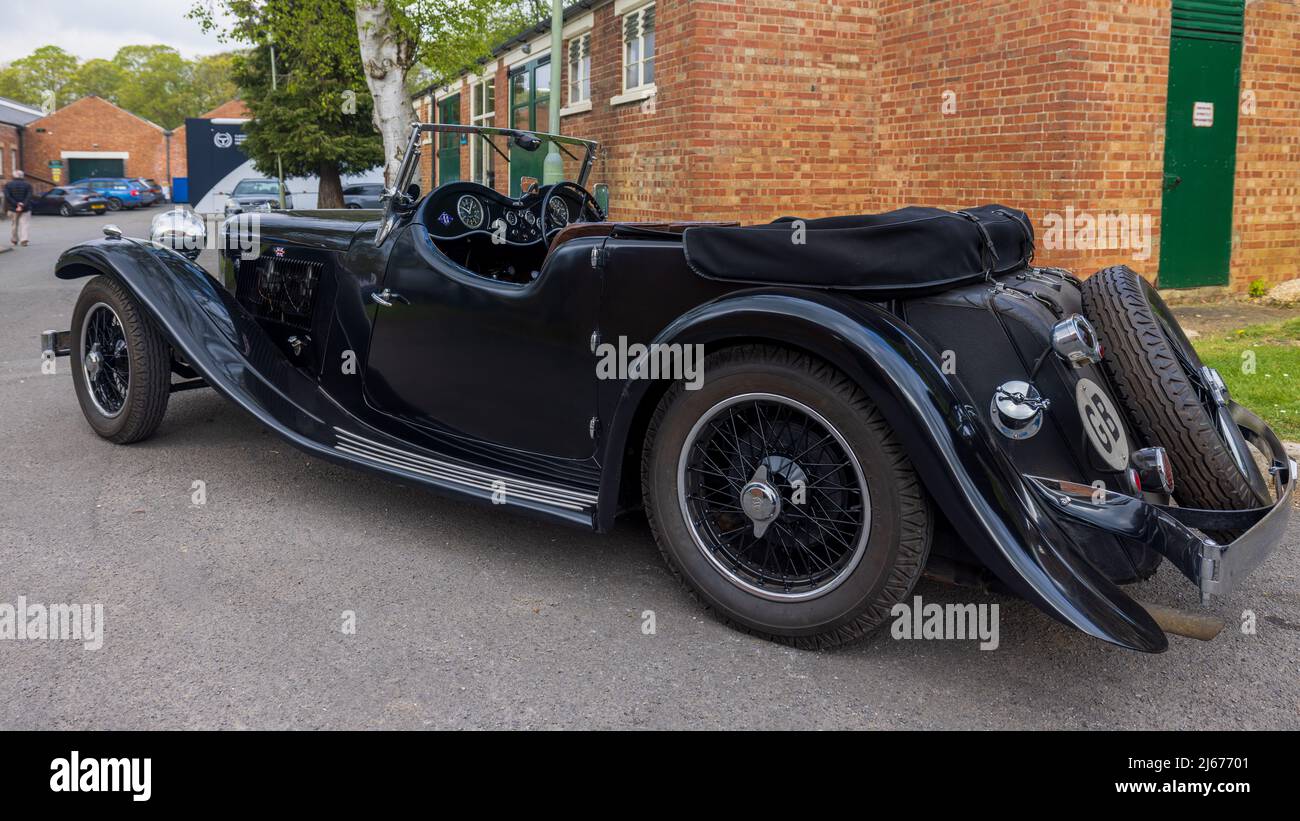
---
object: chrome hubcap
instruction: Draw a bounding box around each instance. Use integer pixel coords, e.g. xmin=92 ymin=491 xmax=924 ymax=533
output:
xmin=739 ymin=465 xmax=781 ymax=537
xmin=85 ymin=346 xmax=103 ymax=380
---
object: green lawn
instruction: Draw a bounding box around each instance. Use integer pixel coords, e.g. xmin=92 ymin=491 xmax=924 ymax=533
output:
xmin=1191 ymin=318 xmax=1300 ymax=441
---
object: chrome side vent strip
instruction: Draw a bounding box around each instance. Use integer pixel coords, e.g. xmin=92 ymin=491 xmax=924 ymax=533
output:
xmin=333 ymin=427 xmax=598 ymax=511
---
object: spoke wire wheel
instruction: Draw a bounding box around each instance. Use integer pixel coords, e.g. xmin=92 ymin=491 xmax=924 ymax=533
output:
xmin=80 ymin=302 xmax=130 ymax=418
xmin=70 ymin=275 xmax=171 ymax=444
xmin=677 ymin=393 xmax=870 ymax=601
xmin=642 ymin=345 xmax=932 ymax=649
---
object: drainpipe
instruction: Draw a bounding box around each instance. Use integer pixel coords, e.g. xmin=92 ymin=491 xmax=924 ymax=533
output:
xmin=541 ymin=0 xmax=564 ymax=184
xmin=164 ymin=129 xmax=172 ymax=199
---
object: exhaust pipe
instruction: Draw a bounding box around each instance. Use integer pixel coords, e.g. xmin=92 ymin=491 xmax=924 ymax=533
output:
xmin=1139 ymin=601 xmax=1224 ymax=642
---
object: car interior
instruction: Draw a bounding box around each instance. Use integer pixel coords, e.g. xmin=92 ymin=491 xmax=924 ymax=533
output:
xmin=419 ymin=180 xmax=602 ymax=284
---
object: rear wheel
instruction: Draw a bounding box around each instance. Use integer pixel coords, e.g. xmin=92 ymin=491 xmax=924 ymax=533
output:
xmin=643 ymin=345 xmax=932 ymax=649
xmin=106 ymin=198 xmax=122 ymax=211
xmin=59 ymin=204 xmax=72 ymax=217
xmin=70 ymin=275 xmax=171 ymax=444
xmin=1080 ymin=265 xmax=1267 ymax=516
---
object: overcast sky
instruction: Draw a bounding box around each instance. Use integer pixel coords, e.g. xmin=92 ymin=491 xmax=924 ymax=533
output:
xmin=6 ymin=1 xmax=242 ymax=61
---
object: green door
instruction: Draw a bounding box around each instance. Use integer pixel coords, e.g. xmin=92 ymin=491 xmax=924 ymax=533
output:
xmin=508 ymin=57 xmax=551 ymax=197
xmin=68 ymin=157 xmax=124 ymax=181
xmin=1158 ymin=0 xmax=1245 ymax=288
xmin=438 ymin=95 xmax=461 ymax=186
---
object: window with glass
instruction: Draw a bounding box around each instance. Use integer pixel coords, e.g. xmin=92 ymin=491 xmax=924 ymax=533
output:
xmin=623 ymin=4 xmax=655 ymax=91
xmin=470 ymin=77 xmax=496 ymax=187
xmin=568 ymin=33 xmax=591 ymax=106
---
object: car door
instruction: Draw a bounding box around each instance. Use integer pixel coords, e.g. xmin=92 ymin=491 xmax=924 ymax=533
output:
xmin=36 ymin=189 xmax=62 ymax=214
xmin=362 ymin=224 xmax=602 ymax=461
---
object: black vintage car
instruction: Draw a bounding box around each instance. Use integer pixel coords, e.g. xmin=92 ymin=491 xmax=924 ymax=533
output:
xmin=43 ymin=124 xmax=1293 ymax=653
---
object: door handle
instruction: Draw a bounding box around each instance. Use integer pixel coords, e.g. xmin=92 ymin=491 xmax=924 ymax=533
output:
xmin=1163 ymin=173 xmax=1183 ymax=191
xmin=370 ymin=288 xmax=407 ymax=307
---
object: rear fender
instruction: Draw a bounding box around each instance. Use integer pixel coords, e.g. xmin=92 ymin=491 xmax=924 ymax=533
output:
xmin=600 ymin=289 xmax=1166 ymax=652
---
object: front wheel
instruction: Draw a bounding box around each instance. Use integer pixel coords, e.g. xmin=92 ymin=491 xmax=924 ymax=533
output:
xmin=59 ymin=204 xmax=72 ymax=217
xmin=70 ymin=275 xmax=171 ymax=444
xmin=642 ymin=345 xmax=933 ymax=649
xmin=105 ymin=198 xmax=122 ymax=211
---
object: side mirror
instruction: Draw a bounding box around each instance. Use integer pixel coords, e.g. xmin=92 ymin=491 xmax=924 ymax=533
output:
xmin=593 ymin=183 xmax=610 ymax=216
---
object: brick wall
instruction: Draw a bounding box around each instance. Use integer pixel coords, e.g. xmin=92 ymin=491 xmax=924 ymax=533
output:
xmin=0 ymin=123 xmax=20 ymax=182
xmin=1233 ymin=0 xmax=1300 ymax=289
xmin=867 ymin=0 xmax=1172 ymax=279
xmin=427 ymin=0 xmax=1298 ymax=290
xmin=22 ymin=96 xmax=170 ymax=186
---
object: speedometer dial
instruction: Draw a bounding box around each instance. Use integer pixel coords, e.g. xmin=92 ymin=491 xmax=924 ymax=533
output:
xmin=456 ymin=195 xmax=484 ymax=229
xmin=546 ymin=196 xmax=571 ymax=231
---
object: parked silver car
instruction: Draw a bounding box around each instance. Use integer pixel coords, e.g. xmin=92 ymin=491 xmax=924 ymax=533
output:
xmin=224 ymin=178 xmax=291 ymax=216
xmin=343 ymin=183 xmax=384 ymax=209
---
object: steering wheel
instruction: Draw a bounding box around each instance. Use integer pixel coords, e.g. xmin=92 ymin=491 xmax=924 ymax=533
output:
xmin=540 ymin=181 xmax=604 ymax=240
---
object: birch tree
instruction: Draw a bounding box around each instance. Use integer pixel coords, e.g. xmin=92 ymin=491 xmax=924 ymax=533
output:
xmin=355 ymin=0 xmax=544 ymax=185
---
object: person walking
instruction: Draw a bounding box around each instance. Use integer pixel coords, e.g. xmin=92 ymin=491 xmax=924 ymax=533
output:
xmin=4 ymin=170 xmax=35 ymax=247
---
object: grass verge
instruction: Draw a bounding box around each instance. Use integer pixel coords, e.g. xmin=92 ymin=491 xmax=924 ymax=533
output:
xmin=1191 ymin=318 xmax=1300 ymax=441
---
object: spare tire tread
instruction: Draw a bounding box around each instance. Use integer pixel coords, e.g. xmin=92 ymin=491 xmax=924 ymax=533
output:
xmin=1080 ymin=265 xmax=1257 ymax=512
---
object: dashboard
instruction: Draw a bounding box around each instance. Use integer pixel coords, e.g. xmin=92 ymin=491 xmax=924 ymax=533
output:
xmin=421 ymin=182 xmax=584 ymax=246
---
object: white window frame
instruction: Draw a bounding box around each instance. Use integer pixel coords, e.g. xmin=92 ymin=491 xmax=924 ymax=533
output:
xmin=469 ymin=74 xmax=496 ymax=186
xmin=563 ymin=33 xmax=592 ymax=115
xmin=612 ymin=1 xmax=656 ymax=106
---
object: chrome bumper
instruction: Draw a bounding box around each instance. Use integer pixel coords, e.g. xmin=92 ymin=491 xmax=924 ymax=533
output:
xmin=1028 ymin=400 xmax=1295 ymax=604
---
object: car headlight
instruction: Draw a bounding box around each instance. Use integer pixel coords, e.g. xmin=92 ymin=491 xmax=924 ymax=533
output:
xmin=150 ymin=208 xmax=207 ymax=261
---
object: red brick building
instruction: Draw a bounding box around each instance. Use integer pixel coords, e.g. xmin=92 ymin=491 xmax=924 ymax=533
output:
xmin=0 ymin=96 xmax=44 ymax=186
xmin=418 ymin=0 xmax=1300 ymax=291
xmin=17 ymin=97 xmax=249 ymax=192
xmin=21 ymin=96 xmax=174 ymax=187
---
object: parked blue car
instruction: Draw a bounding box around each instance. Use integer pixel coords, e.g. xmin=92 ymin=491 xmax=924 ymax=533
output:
xmin=68 ymin=178 xmax=148 ymax=211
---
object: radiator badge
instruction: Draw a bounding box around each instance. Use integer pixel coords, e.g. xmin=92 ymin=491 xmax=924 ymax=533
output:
xmin=1076 ymin=377 xmax=1129 ymax=471
xmin=273 ymin=246 xmax=286 ymax=258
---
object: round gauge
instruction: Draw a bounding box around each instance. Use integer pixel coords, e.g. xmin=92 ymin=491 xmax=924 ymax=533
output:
xmin=505 ymin=210 xmax=518 ymax=226
xmin=547 ymin=197 xmax=571 ymax=230
xmin=523 ymin=210 xmax=537 ymax=226
xmin=456 ymin=195 xmax=484 ymax=229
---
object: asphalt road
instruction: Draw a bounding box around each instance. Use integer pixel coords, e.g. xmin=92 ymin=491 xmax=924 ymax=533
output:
xmin=1 ymin=208 xmax=1298 ymax=730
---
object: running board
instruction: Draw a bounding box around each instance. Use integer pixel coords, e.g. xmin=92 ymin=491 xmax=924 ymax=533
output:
xmin=333 ymin=427 xmax=599 ymax=514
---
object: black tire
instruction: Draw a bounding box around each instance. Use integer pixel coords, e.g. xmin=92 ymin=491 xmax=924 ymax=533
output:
xmin=70 ymin=275 xmax=171 ymax=444
xmin=106 ymin=198 xmax=122 ymax=211
xmin=1080 ymin=265 xmax=1258 ymax=512
xmin=642 ymin=345 xmax=933 ymax=649
xmin=59 ymin=204 xmax=72 ymax=217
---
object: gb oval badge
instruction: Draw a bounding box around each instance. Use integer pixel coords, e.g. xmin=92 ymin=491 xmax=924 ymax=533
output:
xmin=1076 ymin=377 xmax=1130 ymax=471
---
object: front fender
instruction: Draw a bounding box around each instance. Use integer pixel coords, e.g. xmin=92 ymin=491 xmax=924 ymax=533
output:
xmin=601 ymin=289 xmax=1166 ymax=652
xmin=56 ymin=237 xmax=341 ymax=452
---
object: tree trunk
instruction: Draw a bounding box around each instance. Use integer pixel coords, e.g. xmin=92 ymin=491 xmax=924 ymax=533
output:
xmin=355 ymin=0 xmax=415 ymax=186
xmin=317 ymin=162 xmax=344 ymax=209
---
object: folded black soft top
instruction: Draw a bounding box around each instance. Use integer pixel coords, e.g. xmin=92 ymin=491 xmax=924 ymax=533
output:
xmin=682 ymin=204 xmax=1034 ymax=296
